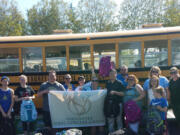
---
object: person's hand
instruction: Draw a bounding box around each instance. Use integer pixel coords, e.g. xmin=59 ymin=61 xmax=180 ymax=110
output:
xmin=7 ymin=112 xmax=11 ymax=119
xmin=110 ymin=91 xmax=116 ymax=95
xmin=156 ymin=105 xmax=162 ymax=110
xmin=44 ymin=90 xmax=49 ymax=94
xmin=2 ymin=112 xmax=7 ymax=118
xmin=23 ymin=97 xmax=31 ymax=100
xmin=79 ymin=87 xmax=83 ymax=91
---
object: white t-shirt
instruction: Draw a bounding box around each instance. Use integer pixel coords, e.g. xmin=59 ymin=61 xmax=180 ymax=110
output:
xmin=148 ymin=88 xmax=155 ymax=103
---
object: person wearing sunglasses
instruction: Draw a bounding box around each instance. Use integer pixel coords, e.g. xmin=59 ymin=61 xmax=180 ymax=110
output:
xmin=75 ymin=76 xmax=86 ymax=91
xmin=143 ymin=66 xmax=169 ymax=101
xmin=63 ymin=74 xmax=76 ymax=91
xmin=123 ymin=74 xmax=144 ymax=134
xmin=169 ymin=67 xmax=180 ymax=127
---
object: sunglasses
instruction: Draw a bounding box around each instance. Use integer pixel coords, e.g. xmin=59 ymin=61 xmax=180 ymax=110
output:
xmin=170 ymin=71 xmax=177 ymax=74
xmin=127 ymin=78 xmax=134 ymax=81
xmin=65 ymin=78 xmax=71 ymax=80
xmin=152 ymin=71 xmax=158 ymax=73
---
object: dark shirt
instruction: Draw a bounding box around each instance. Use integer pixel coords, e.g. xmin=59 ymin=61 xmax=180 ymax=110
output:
xmin=169 ymin=77 xmax=180 ymax=105
xmin=38 ymin=81 xmax=65 ymax=111
xmin=15 ymin=86 xmax=35 ymax=112
xmin=106 ymin=80 xmax=125 ymax=103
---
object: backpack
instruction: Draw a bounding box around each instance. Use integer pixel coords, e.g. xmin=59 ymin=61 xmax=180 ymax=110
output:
xmin=20 ymin=99 xmax=37 ymax=122
xmin=35 ymin=127 xmax=52 ymax=135
xmin=56 ymin=129 xmax=82 ymax=135
xmin=124 ymin=100 xmax=141 ymax=126
xmin=146 ymin=107 xmax=164 ymax=134
xmin=99 ymin=56 xmax=112 ymax=77
xmin=103 ymin=95 xmax=120 ymax=118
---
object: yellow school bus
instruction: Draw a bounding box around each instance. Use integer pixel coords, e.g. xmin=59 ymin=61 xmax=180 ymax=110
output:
xmin=0 ymin=26 xmax=180 ymax=108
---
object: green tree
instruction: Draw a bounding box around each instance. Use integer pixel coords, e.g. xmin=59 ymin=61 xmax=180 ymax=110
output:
xmin=118 ymin=0 xmax=166 ymax=30
xmin=65 ymin=4 xmax=84 ymax=33
xmin=163 ymin=0 xmax=180 ymax=26
xmin=27 ymin=0 xmax=67 ymax=35
xmin=76 ymin=0 xmax=119 ymax=32
xmin=0 ymin=0 xmax=26 ymax=36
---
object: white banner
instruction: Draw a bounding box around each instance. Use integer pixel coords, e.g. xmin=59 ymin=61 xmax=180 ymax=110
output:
xmin=48 ymin=90 xmax=107 ymax=128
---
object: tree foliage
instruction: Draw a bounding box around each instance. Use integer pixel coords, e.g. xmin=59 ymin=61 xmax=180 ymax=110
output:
xmin=27 ymin=0 xmax=67 ymax=35
xmin=1 ymin=0 xmax=180 ymax=36
xmin=118 ymin=0 xmax=166 ymax=30
xmin=0 ymin=0 xmax=25 ymax=36
xmin=77 ymin=0 xmax=119 ymax=32
xmin=64 ymin=5 xmax=84 ymax=33
xmin=163 ymin=0 xmax=180 ymax=26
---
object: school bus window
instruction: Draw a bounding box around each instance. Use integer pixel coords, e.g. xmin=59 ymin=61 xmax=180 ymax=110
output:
xmin=22 ymin=47 xmax=43 ymax=72
xmin=45 ymin=46 xmax=67 ymax=71
xmin=94 ymin=44 xmax=115 ymax=69
xmin=119 ymin=42 xmax=141 ymax=68
xmin=0 ymin=48 xmax=19 ymax=72
xmin=171 ymin=39 xmax=180 ymax=65
xmin=144 ymin=40 xmax=168 ymax=67
xmin=69 ymin=45 xmax=90 ymax=71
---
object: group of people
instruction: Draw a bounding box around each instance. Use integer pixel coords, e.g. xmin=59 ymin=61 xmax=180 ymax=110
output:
xmin=0 ymin=65 xmax=180 ymax=135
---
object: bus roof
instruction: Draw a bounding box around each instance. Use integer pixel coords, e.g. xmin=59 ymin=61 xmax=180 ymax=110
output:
xmin=0 ymin=26 xmax=180 ymax=43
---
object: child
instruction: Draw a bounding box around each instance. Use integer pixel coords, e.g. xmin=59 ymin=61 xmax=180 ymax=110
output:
xmin=150 ymin=87 xmax=168 ymax=135
xmin=15 ymin=75 xmax=35 ymax=135
xmin=147 ymin=75 xmax=159 ymax=104
xmin=0 ymin=76 xmax=15 ymax=135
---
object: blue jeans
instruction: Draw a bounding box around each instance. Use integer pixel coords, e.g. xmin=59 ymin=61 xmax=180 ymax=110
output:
xmin=107 ymin=103 xmax=123 ymax=133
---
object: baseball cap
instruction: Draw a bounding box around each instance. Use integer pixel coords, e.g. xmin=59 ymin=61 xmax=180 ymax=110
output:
xmin=1 ymin=76 xmax=10 ymax=82
xmin=78 ymin=76 xmax=85 ymax=81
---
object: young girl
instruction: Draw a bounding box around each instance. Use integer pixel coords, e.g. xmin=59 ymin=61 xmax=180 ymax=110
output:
xmin=0 ymin=76 xmax=15 ymax=135
xmin=15 ymin=75 xmax=35 ymax=135
xmin=150 ymin=87 xmax=168 ymax=135
xmin=147 ymin=75 xmax=166 ymax=104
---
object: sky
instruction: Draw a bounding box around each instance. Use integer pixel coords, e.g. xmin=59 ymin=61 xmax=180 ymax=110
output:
xmin=17 ymin=0 xmax=124 ymax=18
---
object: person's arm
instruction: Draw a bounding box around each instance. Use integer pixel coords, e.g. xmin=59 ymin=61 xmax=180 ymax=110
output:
xmin=110 ymin=90 xmax=124 ymax=96
xmin=163 ymin=76 xmax=170 ymax=100
xmin=14 ymin=95 xmax=24 ymax=102
xmin=7 ymin=89 xmax=14 ymax=118
xmin=23 ymin=95 xmax=35 ymax=100
xmin=165 ymin=88 xmax=170 ymax=102
xmin=37 ymin=84 xmax=49 ymax=98
xmin=15 ymin=95 xmax=35 ymax=101
xmin=59 ymin=83 xmax=66 ymax=91
xmin=37 ymin=90 xmax=49 ymax=98
xmin=156 ymin=98 xmax=168 ymax=112
xmin=0 ymin=105 xmax=6 ymax=117
xmin=156 ymin=106 xmax=168 ymax=112
xmin=134 ymin=84 xmax=145 ymax=101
